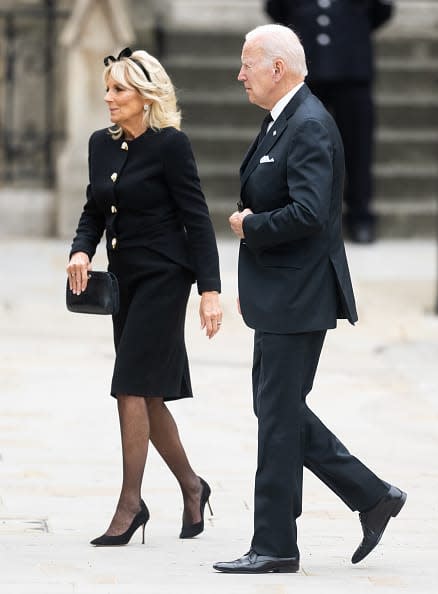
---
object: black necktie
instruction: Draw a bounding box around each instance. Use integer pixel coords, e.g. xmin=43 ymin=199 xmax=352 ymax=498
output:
xmin=237 ymin=113 xmax=274 ymax=212
xmin=258 ymin=113 xmax=273 ymax=146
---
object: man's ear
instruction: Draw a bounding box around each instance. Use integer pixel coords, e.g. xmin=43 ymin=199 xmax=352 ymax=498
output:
xmin=273 ymin=59 xmax=285 ymax=80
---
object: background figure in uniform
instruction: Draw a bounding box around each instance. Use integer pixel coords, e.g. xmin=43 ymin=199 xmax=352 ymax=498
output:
xmin=67 ymin=48 xmax=221 ymax=547
xmin=265 ymin=0 xmax=394 ymax=243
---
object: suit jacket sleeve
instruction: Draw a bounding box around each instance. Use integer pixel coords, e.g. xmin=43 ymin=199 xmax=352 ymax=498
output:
xmin=162 ymin=130 xmax=221 ymax=294
xmin=69 ymin=133 xmax=105 ymax=260
xmin=243 ymin=119 xmax=333 ymax=250
xmin=369 ymin=0 xmax=394 ymax=30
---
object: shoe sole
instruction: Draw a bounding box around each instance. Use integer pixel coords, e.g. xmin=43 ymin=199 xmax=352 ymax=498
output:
xmin=214 ymin=564 xmax=299 ymax=574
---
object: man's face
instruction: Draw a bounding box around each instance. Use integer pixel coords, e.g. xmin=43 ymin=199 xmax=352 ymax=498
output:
xmin=238 ymin=40 xmax=275 ymax=110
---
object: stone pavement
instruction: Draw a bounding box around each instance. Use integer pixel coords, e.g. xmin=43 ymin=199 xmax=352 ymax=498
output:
xmin=0 ymin=237 xmax=437 ymax=594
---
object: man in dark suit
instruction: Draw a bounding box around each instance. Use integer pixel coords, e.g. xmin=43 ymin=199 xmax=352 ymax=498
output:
xmin=264 ymin=0 xmax=395 ymax=243
xmin=213 ymin=24 xmax=405 ymax=574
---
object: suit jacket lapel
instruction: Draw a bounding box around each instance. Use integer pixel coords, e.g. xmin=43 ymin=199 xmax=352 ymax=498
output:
xmin=240 ymin=117 xmax=287 ymax=189
xmin=240 ymin=84 xmax=311 ymax=190
xmin=240 ymin=135 xmax=260 ymax=177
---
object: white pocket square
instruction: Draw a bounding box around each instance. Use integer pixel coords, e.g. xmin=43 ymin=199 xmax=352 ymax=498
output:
xmin=259 ymin=155 xmax=275 ymax=164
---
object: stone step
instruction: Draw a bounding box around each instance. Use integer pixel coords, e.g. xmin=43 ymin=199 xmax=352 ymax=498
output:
xmin=164 ymin=28 xmax=244 ymax=58
xmin=376 ymin=130 xmax=438 ymax=165
xmin=374 ymin=165 xmax=438 ymax=199
xmin=168 ymin=57 xmax=438 ymax=96
xmin=179 ymin=91 xmax=438 ymax=129
xmin=375 ymin=35 xmax=438 ymax=60
xmin=162 ymin=0 xmax=266 ymax=32
xmin=186 ymin=126 xmax=438 ymax=167
xmin=206 ymin=197 xmax=437 ymax=238
xmin=375 ymin=59 xmax=438 ymax=94
xmin=169 ymin=57 xmax=240 ymax=93
xmin=376 ymin=95 xmax=438 ymax=129
xmin=164 ymin=28 xmax=438 ymax=60
xmin=187 ymin=126 xmax=252 ymax=164
xmin=196 ymin=162 xmax=438 ymax=200
xmin=373 ymin=199 xmax=437 ymax=237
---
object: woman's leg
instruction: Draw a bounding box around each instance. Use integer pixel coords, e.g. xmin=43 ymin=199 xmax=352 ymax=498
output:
xmin=146 ymin=397 xmax=203 ymax=525
xmin=105 ymin=394 xmax=149 ymax=536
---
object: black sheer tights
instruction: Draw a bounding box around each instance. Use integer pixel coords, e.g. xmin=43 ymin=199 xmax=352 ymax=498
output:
xmin=105 ymin=395 xmax=202 ymax=536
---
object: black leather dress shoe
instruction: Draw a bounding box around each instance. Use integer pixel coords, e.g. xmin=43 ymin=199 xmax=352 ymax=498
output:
xmin=213 ymin=550 xmax=299 ymax=573
xmin=352 ymin=485 xmax=407 ymax=564
xmin=348 ymin=221 xmax=376 ymax=244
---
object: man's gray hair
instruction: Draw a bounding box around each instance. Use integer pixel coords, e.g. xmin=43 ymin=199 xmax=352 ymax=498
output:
xmin=245 ymin=24 xmax=308 ymax=78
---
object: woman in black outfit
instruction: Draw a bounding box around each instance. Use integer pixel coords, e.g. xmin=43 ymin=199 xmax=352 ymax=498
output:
xmin=67 ymin=48 xmax=222 ymax=546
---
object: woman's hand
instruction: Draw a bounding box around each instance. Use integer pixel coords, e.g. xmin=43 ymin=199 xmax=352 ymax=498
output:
xmin=66 ymin=252 xmax=91 ymax=295
xmin=199 ymin=291 xmax=222 ymax=339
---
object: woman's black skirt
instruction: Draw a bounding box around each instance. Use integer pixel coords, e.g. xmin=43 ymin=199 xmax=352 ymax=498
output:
xmin=108 ymin=247 xmax=193 ymax=401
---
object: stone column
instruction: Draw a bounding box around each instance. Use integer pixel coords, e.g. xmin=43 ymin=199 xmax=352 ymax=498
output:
xmin=56 ymin=0 xmax=134 ymax=238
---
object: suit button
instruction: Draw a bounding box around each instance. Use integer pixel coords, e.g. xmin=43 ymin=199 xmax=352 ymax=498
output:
xmin=111 ymin=238 xmax=118 ymax=249
xmin=318 ymin=0 xmax=331 ymax=7
xmin=111 ymin=205 xmax=117 ymax=214
xmin=110 ymin=172 xmax=118 ymax=182
xmin=317 ymin=33 xmax=331 ymax=46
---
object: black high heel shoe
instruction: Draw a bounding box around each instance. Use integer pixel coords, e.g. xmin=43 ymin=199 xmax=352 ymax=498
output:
xmin=179 ymin=477 xmax=213 ymax=539
xmin=90 ymin=499 xmax=150 ymax=546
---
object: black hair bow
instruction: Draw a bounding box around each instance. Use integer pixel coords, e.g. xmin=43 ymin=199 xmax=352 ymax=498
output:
xmin=104 ymin=47 xmax=151 ymax=82
xmin=104 ymin=47 xmax=132 ymax=66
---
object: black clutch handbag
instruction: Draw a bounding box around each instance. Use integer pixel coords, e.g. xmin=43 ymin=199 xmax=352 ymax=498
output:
xmin=66 ymin=271 xmax=120 ymax=315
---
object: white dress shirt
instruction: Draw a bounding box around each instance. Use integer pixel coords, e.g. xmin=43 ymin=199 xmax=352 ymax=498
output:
xmin=267 ymin=82 xmax=305 ymax=132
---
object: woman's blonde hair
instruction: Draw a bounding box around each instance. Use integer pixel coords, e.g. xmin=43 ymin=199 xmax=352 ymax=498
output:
xmin=103 ymin=50 xmax=181 ymax=139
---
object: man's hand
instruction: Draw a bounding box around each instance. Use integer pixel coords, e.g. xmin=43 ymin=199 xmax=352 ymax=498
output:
xmin=229 ymin=208 xmax=253 ymax=239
